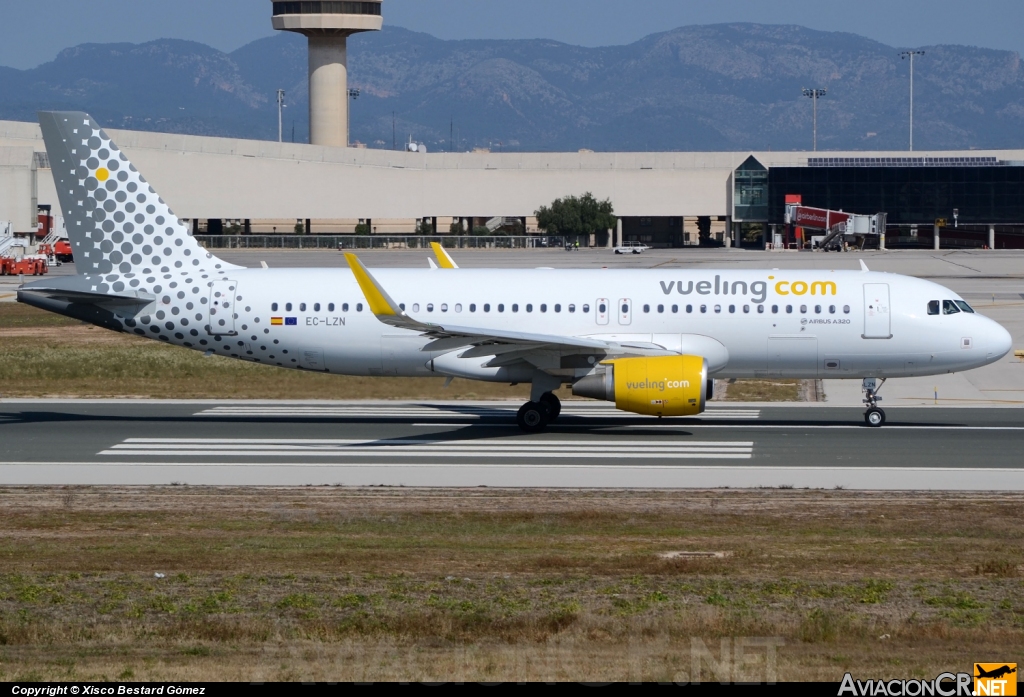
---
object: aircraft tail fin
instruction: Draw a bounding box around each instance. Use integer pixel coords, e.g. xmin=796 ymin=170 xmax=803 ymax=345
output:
xmin=36 ymin=111 xmax=240 ymax=292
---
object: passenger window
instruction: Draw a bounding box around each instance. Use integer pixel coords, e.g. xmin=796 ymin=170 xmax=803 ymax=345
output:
xmin=643 ymin=304 xmax=650 ymax=313
xmin=686 ymin=305 xmax=693 ymax=313
xmin=286 ymin=303 xmax=293 ymax=312
xmin=814 ymin=305 xmax=821 ymax=314
xmin=714 ymin=305 xmax=722 ymax=313
xmin=927 ymin=300 xmax=940 ymax=315
xmin=943 ymin=300 xmax=960 ymax=315
xmin=598 ymin=303 xmax=606 ymax=313
xmin=427 ymin=303 xmax=434 ymax=312
xmin=772 ymin=305 xmax=779 ymax=314
xmin=498 ymin=304 xmax=505 ymax=312
xmin=484 ymin=304 xmax=490 ymax=312
xmin=512 ymin=304 xmax=519 ymax=313
xmin=743 ymin=305 xmax=750 ymax=314
xmin=356 ymin=303 xmax=363 ymax=312
xmin=299 ymin=303 xmax=306 ymax=312
xmin=954 ymin=300 xmax=975 ymax=314
xmin=700 ymin=305 xmax=707 ymax=313
xmin=843 ymin=305 xmax=851 ymax=314
xmin=343 ymin=303 xmax=350 ymax=312
xmin=272 ymin=303 xmax=278 ymax=312
xmin=314 ymin=303 xmax=321 ymax=312
xmin=786 ymin=305 xmax=793 ymax=314
xmin=328 ymin=303 xmax=335 ymax=312
xmin=568 ymin=304 xmax=575 ymax=313
xmin=540 ymin=304 xmax=547 ymax=313
xmin=829 ymin=305 xmax=835 ymax=314
xmin=582 ymin=304 xmax=590 ymax=313
xmin=469 ymin=304 xmax=476 ymax=312
xmin=757 ymin=305 xmax=765 ymax=314
xmin=621 ymin=303 xmax=629 ymax=314
xmin=672 ymin=305 xmax=678 ymax=313
xmin=728 ymin=305 xmax=735 ymax=313
xmin=525 ymin=304 xmax=532 ymax=313
xmin=799 ymin=305 xmax=807 ymax=314
xmin=554 ymin=304 xmax=561 ymax=313
xmin=412 ymin=303 xmax=420 ymax=312
xmin=440 ymin=303 xmax=448 ymax=312
xmin=399 ymin=303 xmax=405 ymax=311
xmin=658 ymin=304 xmax=665 ymax=313
xmin=455 ymin=303 xmax=462 ymax=313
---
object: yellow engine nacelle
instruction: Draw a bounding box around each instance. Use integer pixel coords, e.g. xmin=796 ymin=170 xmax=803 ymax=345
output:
xmin=571 ymin=355 xmax=709 ymax=417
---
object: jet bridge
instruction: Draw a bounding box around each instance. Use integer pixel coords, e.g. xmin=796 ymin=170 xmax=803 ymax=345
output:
xmin=785 ymin=204 xmax=887 ymax=251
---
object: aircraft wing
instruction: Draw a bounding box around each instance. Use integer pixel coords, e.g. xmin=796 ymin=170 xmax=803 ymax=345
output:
xmin=345 ymin=253 xmax=639 ymax=357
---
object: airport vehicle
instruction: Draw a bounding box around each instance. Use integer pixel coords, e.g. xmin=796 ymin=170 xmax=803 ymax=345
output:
xmin=614 ymin=242 xmax=649 ymax=254
xmin=18 ymin=113 xmax=1013 ymax=431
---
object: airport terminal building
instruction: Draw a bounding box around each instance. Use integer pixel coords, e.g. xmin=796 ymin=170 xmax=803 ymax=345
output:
xmin=5 ymin=0 xmax=1024 ymax=251
xmin=4 ymin=118 xmax=1024 ymax=250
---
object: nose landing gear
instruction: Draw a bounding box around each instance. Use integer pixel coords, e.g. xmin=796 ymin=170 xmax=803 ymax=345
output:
xmin=516 ymin=393 xmax=561 ymax=432
xmin=862 ymin=377 xmax=887 ymax=427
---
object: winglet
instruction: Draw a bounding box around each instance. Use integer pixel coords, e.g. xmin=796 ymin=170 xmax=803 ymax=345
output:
xmin=344 ymin=253 xmax=403 ymax=317
xmin=431 ymin=242 xmax=459 ymax=269
xmin=859 ymin=259 xmax=870 ymax=272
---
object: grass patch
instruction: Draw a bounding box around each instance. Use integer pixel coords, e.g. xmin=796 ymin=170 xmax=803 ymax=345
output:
xmin=718 ymin=378 xmax=803 ymax=402
xmin=0 ymin=488 xmax=1021 ymax=680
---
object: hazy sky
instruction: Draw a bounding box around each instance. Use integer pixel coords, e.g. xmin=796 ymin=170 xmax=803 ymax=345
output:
xmin=1 ymin=0 xmax=1021 ymax=70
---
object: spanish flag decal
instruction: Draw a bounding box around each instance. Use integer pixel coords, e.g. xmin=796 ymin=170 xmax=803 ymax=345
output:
xmin=271 ymin=317 xmax=284 ymax=326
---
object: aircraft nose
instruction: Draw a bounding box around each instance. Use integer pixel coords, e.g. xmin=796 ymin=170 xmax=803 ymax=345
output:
xmin=986 ymin=319 xmax=1013 ymax=360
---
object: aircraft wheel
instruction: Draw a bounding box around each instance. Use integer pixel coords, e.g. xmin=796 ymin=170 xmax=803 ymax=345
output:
xmin=517 ymin=401 xmax=549 ymax=432
xmin=539 ymin=392 xmax=561 ymax=420
xmin=864 ymin=408 xmax=886 ymax=427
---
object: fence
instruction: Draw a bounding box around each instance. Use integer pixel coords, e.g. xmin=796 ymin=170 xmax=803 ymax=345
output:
xmin=194 ymin=235 xmax=576 ymax=250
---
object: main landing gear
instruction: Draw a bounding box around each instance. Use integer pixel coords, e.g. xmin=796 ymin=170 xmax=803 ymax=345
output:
xmin=862 ymin=377 xmax=887 ymax=427
xmin=516 ymin=393 xmax=561 ymax=432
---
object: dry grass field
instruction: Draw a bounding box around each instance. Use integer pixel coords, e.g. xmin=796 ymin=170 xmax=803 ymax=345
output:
xmin=0 ymin=487 xmax=1020 ymax=682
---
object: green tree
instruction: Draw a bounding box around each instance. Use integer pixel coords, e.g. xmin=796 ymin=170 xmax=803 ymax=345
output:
xmin=354 ymin=223 xmax=371 ymax=236
xmin=535 ymin=192 xmax=616 ymax=237
xmin=471 ymin=225 xmax=491 ymax=236
xmin=449 ymin=220 xmax=465 ymax=235
xmin=415 ymin=219 xmax=434 ymax=235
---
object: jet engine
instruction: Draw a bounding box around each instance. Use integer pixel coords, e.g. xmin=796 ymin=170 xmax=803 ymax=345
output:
xmin=571 ymin=355 xmax=709 ymax=416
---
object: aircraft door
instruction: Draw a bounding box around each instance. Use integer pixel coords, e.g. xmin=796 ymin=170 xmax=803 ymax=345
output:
xmin=596 ymin=298 xmax=609 ymax=325
xmin=863 ymin=283 xmax=892 ymax=339
xmin=618 ymin=298 xmax=632 ymax=326
xmin=207 ymin=279 xmax=238 ymax=336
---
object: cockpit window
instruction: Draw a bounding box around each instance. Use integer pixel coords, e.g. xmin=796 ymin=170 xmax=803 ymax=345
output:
xmin=927 ymin=300 xmax=940 ymax=315
xmin=954 ymin=300 xmax=975 ymax=314
xmin=942 ymin=300 xmax=961 ymax=315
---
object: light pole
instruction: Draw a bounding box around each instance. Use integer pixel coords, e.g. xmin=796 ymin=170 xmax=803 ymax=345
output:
xmin=347 ymin=88 xmax=360 ymax=147
xmin=900 ymin=50 xmax=925 ymax=151
xmin=276 ymin=89 xmax=286 ymax=143
xmin=802 ymin=88 xmax=827 ymax=151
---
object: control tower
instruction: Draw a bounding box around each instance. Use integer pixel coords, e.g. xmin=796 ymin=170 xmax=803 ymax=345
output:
xmin=271 ymin=1 xmax=383 ymax=147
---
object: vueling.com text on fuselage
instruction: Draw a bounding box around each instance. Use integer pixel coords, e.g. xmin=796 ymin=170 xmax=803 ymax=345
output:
xmin=659 ymin=276 xmax=838 ymax=304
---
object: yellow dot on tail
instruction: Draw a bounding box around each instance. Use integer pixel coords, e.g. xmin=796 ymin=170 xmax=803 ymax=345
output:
xmin=95 ymin=168 xmax=109 ymax=182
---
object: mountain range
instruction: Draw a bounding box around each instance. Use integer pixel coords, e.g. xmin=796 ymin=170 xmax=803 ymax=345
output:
xmin=2 ymin=23 xmax=1024 ymax=152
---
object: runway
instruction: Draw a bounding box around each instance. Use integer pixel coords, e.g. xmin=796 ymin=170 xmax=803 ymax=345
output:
xmin=1 ymin=400 xmax=1023 ymax=489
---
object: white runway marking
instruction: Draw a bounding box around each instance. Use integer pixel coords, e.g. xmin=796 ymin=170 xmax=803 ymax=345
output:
xmin=194 ymin=405 xmax=762 ymax=420
xmin=101 ymin=438 xmax=755 ymax=460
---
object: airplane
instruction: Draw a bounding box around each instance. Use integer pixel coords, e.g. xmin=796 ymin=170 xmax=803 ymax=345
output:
xmin=975 ymin=665 xmax=1016 ymax=680
xmin=18 ymin=112 xmax=1013 ymax=431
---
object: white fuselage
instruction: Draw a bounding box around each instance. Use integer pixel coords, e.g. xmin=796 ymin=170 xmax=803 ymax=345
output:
xmin=149 ymin=267 xmax=1011 ymax=382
